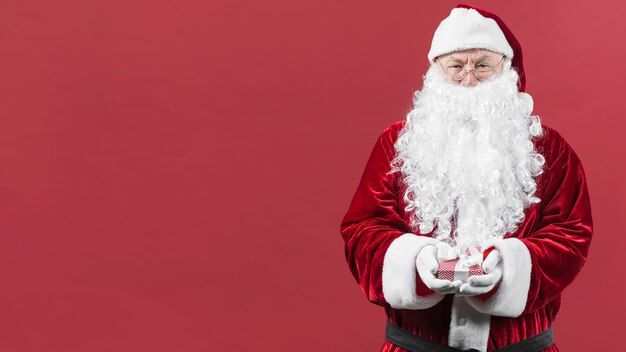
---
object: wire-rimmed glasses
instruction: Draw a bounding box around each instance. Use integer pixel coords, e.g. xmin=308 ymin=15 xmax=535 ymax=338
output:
xmin=437 ymin=55 xmax=505 ymax=81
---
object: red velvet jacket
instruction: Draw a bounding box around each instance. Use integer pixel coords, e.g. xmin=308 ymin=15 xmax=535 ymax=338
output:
xmin=340 ymin=120 xmax=593 ymax=351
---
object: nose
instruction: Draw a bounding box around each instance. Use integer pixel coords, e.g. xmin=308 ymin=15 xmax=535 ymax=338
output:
xmin=461 ymin=69 xmax=479 ymax=87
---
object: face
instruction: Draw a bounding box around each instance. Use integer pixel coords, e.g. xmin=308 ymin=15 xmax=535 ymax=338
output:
xmin=435 ymin=48 xmax=505 ymax=87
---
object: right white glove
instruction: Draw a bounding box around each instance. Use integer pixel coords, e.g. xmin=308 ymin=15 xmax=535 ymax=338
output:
xmin=416 ymin=245 xmax=463 ymax=295
xmin=457 ymin=249 xmax=503 ymax=296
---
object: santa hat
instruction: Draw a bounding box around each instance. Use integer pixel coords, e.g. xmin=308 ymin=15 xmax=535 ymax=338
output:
xmin=427 ymin=4 xmax=526 ymax=92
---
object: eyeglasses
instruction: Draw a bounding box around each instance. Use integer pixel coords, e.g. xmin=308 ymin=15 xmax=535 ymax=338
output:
xmin=436 ymin=55 xmax=505 ymax=81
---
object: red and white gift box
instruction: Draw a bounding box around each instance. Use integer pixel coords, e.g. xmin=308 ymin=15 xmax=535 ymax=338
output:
xmin=437 ymin=258 xmax=484 ymax=283
xmin=436 ymin=243 xmax=487 ymax=283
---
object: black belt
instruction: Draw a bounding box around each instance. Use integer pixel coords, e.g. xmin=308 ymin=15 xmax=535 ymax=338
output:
xmin=385 ymin=321 xmax=554 ymax=352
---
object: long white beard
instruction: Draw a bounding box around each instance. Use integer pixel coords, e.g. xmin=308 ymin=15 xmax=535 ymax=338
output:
xmin=390 ymin=60 xmax=546 ymax=250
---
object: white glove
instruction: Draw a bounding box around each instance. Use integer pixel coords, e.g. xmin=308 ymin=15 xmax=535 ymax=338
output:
xmin=457 ymin=249 xmax=503 ymax=296
xmin=416 ymin=245 xmax=463 ymax=295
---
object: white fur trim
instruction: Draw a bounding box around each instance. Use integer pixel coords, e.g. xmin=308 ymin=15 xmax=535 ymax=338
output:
xmin=448 ymin=296 xmax=491 ymax=351
xmin=428 ymin=8 xmax=514 ymax=63
xmin=382 ymin=233 xmax=443 ymax=309
xmin=466 ymin=238 xmax=532 ymax=317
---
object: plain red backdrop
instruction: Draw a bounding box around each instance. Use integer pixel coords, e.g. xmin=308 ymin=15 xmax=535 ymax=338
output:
xmin=0 ymin=0 xmax=623 ymax=350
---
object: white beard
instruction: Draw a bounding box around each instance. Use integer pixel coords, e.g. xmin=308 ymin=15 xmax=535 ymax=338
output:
xmin=390 ymin=60 xmax=546 ymax=251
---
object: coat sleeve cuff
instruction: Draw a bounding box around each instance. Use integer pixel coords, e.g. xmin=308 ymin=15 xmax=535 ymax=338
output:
xmin=382 ymin=233 xmax=444 ymax=309
xmin=466 ymin=237 xmax=532 ymax=317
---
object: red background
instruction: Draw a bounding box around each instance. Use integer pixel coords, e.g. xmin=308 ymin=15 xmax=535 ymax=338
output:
xmin=0 ymin=0 xmax=623 ymax=350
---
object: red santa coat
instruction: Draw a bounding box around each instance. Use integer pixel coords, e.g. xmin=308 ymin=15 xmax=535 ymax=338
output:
xmin=340 ymin=120 xmax=593 ymax=351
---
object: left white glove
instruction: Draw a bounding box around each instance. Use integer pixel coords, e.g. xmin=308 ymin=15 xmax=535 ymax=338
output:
xmin=416 ymin=245 xmax=463 ymax=295
xmin=457 ymin=249 xmax=503 ymax=296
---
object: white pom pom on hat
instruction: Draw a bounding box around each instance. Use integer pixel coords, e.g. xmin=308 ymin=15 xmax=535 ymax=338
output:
xmin=427 ymin=4 xmax=526 ymax=92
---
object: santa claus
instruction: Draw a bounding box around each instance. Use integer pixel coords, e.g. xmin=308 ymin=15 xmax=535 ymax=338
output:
xmin=340 ymin=4 xmax=592 ymax=352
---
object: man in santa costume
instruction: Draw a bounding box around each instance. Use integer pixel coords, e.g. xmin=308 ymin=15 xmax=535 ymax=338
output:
xmin=340 ymin=4 xmax=593 ymax=352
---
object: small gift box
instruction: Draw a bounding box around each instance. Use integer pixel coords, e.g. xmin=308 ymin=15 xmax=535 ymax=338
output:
xmin=437 ymin=258 xmax=484 ymax=283
xmin=436 ymin=243 xmax=485 ymax=283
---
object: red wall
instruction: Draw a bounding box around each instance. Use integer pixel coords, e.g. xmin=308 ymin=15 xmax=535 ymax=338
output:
xmin=0 ymin=0 xmax=622 ymax=350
